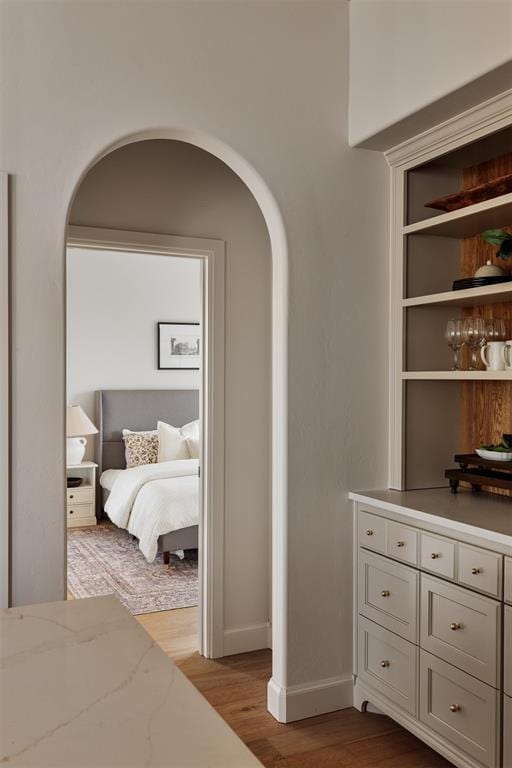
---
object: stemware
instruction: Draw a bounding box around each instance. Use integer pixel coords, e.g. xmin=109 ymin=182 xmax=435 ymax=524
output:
xmin=445 ymin=319 xmax=464 ymax=371
xmin=462 ymin=316 xmax=485 ymax=370
xmin=488 ymin=318 xmax=506 ymax=342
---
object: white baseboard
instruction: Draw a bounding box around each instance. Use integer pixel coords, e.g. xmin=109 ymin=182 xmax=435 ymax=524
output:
xmin=223 ymin=622 xmax=270 ymax=656
xmin=267 ymin=674 xmax=353 ymax=723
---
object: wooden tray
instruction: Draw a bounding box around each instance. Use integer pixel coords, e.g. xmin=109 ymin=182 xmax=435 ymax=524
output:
xmin=445 ymin=453 xmax=512 ymax=494
xmin=425 ymin=172 xmax=512 ymax=212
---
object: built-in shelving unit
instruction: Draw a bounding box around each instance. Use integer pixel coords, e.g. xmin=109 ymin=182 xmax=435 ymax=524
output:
xmin=389 ymin=116 xmax=512 ymax=492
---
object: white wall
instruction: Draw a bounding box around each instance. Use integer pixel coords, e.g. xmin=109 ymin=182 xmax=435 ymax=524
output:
xmin=0 ymin=0 xmax=389 ymax=710
xmin=67 ymin=248 xmax=201 ymax=446
xmin=68 ymin=139 xmax=272 ymax=640
xmin=349 ymin=0 xmax=512 ymax=147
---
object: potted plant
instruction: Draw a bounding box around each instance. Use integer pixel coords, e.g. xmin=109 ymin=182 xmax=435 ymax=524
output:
xmin=482 ymin=229 xmax=512 ymax=259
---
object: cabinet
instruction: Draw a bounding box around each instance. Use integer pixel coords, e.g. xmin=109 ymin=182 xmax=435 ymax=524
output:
xmin=353 ymin=499 xmax=506 ymax=768
xmin=66 ymin=462 xmax=97 ymax=528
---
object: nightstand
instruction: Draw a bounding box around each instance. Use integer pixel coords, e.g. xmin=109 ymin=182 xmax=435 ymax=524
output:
xmin=66 ymin=461 xmax=97 ymax=528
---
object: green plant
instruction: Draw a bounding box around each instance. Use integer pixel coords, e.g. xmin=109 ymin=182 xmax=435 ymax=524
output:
xmin=481 ymin=229 xmax=512 ymax=259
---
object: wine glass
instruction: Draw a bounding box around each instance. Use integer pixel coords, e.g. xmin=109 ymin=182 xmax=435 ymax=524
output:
xmin=462 ymin=317 xmax=485 ymax=370
xmin=490 ymin=318 xmax=506 ymax=341
xmin=445 ymin=319 xmax=464 ymax=371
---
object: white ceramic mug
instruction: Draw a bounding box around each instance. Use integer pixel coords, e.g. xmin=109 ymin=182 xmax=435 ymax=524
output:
xmin=481 ymin=341 xmax=506 ymax=371
xmin=503 ymin=340 xmax=512 ymax=370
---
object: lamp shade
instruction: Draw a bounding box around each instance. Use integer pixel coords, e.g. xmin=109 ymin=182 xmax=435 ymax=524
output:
xmin=66 ymin=405 xmax=98 ymax=437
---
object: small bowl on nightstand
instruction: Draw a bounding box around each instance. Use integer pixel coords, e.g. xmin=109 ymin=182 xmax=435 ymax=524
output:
xmin=67 ymin=477 xmax=83 ymax=488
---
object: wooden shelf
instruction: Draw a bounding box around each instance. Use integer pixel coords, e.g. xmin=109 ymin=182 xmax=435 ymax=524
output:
xmin=403 ymin=282 xmax=512 ymax=308
xmin=403 ymin=192 xmax=512 ymax=238
xmin=402 ymin=371 xmax=512 ymax=381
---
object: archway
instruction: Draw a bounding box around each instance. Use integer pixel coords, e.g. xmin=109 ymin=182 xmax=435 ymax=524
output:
xmin=64 ymin=129 xmax=288 ymax=715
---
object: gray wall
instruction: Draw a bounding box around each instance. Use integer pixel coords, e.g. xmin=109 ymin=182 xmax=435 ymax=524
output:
xmin=1 ymin=0 xmax=389 ymax=693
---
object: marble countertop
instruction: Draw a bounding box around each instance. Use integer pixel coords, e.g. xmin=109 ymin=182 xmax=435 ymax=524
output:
xmin=0 ymin=596 xmax=262 ymax=767
xmin=350 ymin=487 xmax=512 ymax=555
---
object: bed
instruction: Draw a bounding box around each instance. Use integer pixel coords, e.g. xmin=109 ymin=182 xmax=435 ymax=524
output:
xmin=96 ymin=389 xmax=200 ymax=563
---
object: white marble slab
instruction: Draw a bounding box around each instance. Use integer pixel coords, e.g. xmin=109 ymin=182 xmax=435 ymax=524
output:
xmin=0 ymin=595 xmax=262 ymax=767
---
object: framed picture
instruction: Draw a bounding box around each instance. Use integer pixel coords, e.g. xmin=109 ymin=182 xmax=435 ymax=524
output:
xmin=158 ymin=322 xmax=201 ymax=370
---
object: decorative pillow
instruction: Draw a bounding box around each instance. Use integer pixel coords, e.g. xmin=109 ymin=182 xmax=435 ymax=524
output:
xmin=122 ymin=429 xmax=159 ymax=468
xmin=187 ymin=436 xmax=200 ymax=459
xmin=181 ymin=419 xmax=200 ymax=441
xmin=157 ymin=421 xmax=191 ymax=462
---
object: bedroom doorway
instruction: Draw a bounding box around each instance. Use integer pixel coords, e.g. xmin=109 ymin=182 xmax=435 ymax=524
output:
xmin=65 ymin=227 xmax=226 ymax=660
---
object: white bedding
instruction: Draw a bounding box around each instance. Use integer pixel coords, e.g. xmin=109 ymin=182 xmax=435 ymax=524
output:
xmin=104 ymin=459 xmax=199 ymax=563
xmin=99 ymin=469 xmax=123 ymax=492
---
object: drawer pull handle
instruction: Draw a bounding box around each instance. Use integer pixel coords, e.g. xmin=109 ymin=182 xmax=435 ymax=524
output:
xmin=450 ymin=622 xmax=461 ymax=631
xmin=380 ymin=660 xmax=390 ymax=668
xmin=449 ymin=704 xmax=460 ymax=713
xmin=396 ymin=541 xmax=405 ymax=548
xmin=69 ymin=510 xmax=74 ymax=514
xmin=380 ymin=590 xmax=390 ymax=597
xmin=430 ymin=553 xmax=439 ymax=559
xmin=366 ymin=529 xmax=374 ymax=536
xmin=70 ymin=494 xmax=74 ymax=499
xmin=471 ymin=567 xmax=481 ymax=575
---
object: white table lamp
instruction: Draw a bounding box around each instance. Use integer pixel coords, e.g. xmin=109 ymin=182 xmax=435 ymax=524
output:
xmin=66 ymin=405 xmax=98 ymax=465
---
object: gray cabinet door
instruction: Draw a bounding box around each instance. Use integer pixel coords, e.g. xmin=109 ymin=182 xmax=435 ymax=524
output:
xmin=457 ymin=543 xmax=502 ymax=598
xmin=420 ymin=650 xmax=499 ymax=768
xmin=358 ymin=509 xmax=386 ymax=554
xmin=358 ymin=549 xmax=419 ymax=643
xmin=420 ymin=574 xmax=500 ymax=687
xmin=504 ymin=605 xmax=512 ymax=698
xmin=504 ymin=694 xmax=512 ymax=768
xmin=358 ymin=615 xmax=418 ymax=716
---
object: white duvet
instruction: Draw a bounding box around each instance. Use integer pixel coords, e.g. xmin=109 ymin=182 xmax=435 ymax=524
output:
xmin=104 ymin=459 xmax=199 ymax=563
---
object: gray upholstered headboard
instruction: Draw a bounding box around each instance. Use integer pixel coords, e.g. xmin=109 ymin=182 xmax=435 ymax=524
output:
xmin=96 ymin=389 xmax=199 ymax=474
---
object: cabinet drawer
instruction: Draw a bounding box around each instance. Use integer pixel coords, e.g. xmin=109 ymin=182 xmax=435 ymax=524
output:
xmin=504 ymin=605 xmax=512 ymax=697
xmin=67 ymin=486 xmax=94 ymax=504
xmin=386 ymin=521 xmax=418 ymax=565
xmin=457 ymin=544 xmax=502 ymax=598
xmin=358 ymin=616 xmax=418 ymax=716
xmin=358 ymin=509 xmax=386 ymax=553
xmin=358 ymin=550 xmax=418 ymax=643
xmin=419 ymin=532 xmax=455 ymax=580
xmin=420 ymin=651 xmax=499 ymax=768
xmin=504 ymin=694 xmax=512 ymax=768
xmin=420 ymin=574 xmax=500 ymax=687
xmin=505 ymin=557 xmax=512 ymax=605
xmin=67 ymin=503 xmax=94 ymax=521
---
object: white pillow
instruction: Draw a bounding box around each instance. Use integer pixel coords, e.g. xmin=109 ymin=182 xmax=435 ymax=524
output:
xmin=181 ymin=419 xmax=200 ymax=441
xmin=187 ymin=436 xmax=200 ymax=459
xmin=157 ymin=421 xmax=191 ymax=462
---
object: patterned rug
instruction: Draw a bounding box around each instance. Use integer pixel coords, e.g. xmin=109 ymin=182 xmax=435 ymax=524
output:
xmin=67 ymin=523 xmax=198 ymax=615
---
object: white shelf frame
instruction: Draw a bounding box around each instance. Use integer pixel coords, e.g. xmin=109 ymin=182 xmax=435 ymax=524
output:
xmin=404 ymin=282 xmax=512 ymax=308
xmin=386 ymin=87 xmax=512 ymax=491
xmin=402 ymin=371 xmax=512 ymax=381
xmin=403 ymin=192 xmax=512 ymax=238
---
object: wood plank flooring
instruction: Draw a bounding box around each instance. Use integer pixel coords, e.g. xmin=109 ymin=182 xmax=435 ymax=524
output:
xmin=137 ymin=607 xmax=453 ymax=768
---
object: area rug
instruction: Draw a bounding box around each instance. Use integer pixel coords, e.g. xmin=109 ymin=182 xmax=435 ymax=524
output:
xmin=67 ymin=523 xmax=198 ymax=615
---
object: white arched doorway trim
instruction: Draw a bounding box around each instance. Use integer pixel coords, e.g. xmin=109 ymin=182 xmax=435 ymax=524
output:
xmin=65 ymin=128 xmax=289 ymax=718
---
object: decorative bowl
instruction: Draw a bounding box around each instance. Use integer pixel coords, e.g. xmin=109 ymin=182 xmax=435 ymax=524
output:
xmin=476 ymin=448 xmax=512 ymax=462
xmin=67 ymin=477 xmax=83 ymax=488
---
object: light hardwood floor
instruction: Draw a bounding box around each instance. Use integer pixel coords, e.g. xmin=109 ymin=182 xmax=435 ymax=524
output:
xmin=137 ymin=607 xmax=453 ymax=768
